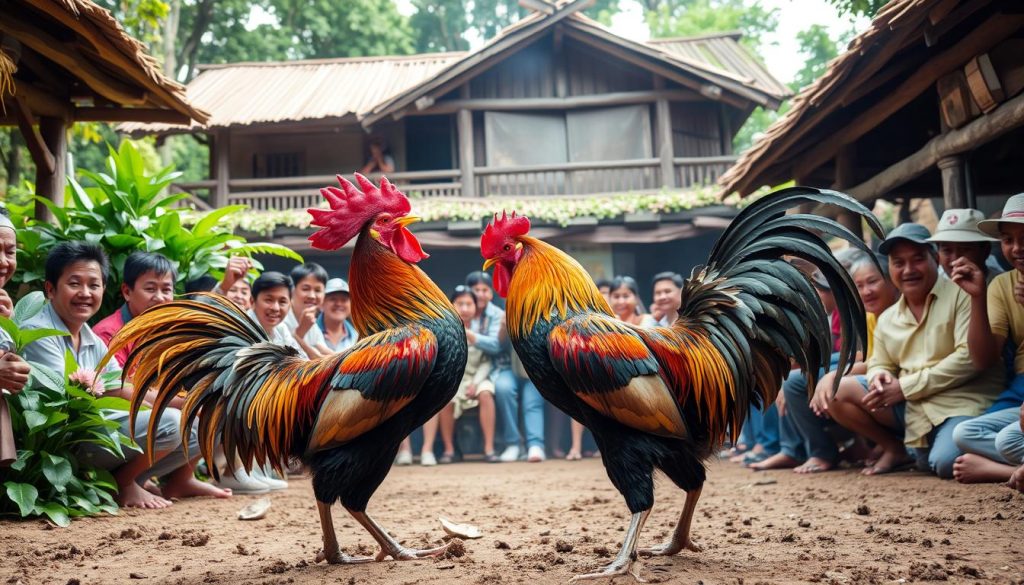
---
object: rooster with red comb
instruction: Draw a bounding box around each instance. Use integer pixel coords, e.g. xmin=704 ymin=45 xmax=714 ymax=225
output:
xmin=102 ymin=174 xmax=467 ymax=565
xmin=481 ymin=188 xmax=882 ymax=581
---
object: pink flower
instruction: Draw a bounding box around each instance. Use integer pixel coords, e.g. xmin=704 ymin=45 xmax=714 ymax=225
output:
xmin=69 ymin=368 xmax=106 ymax=397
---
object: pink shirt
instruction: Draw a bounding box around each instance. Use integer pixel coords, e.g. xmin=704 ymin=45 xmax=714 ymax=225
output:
xmin=93 ymin=304 xmax=133 ymax=368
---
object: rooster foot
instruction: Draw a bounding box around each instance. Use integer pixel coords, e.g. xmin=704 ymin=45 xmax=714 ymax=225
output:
xmin=569 ymin=557 xmax=646 ymax=583
xmin=639 ymin=538 xmax=702 ymax=557
xmin=315 ymin=549 xmax=374 ymax=564
xmin=375 ymin=541 xmax=451 ymax=561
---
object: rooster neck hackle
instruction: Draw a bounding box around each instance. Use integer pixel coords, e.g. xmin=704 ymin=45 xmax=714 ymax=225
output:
xmin=506 ymin=237 xmax=611 ymax=339
xmin=348 ymin=231 xmax=452 ymax=335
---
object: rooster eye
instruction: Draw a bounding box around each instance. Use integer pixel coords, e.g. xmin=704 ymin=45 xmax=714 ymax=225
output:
xmin=503 ymin=244 xmax=512 ymax=251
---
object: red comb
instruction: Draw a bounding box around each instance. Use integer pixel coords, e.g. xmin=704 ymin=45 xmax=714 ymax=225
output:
xmin=307 ymin=173 xmax=411 ymax=250
xmin=481 ymin=210 xmax=531 ymax=258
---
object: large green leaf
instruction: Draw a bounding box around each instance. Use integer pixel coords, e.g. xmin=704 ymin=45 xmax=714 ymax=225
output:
xmin=27 ymin=362 xmax=65 ymax=393
xmin=31 ymin=196 xmax=69 ymax=228
xmin=4 ymin=482 xmax=39 ymax=516
xmin=37 ymin=502 xmax=71 ymax=527
xmin=91 ymin=396 xmax=130 ymax=411
xmin=42 ymin=453 xmax=73 ymax=491
xmin=12 ymin=291 xmax=47 ymax=325
xmin=104 ymin=234 xmax=144 ymax=249
xmin=67 ymin=175 xmax=95 ymax=211
xmin=193 ymin=205 xmax=247 ymax=237
xmin=0 ymin=317 xmax=18 ymax=345
xmin=24 ymin=411 xmax=49 ymax=432
xmin=17 ymin=328 xmax=68 ymax=352
xmin=228 ymin=242 xmax=304 ymax=262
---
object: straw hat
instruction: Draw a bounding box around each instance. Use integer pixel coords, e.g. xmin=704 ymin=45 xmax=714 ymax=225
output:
xmin=978 ymin=193 xmax=1024 ymax=237
xmin=927 ymin=209 xmax=996 ymax=243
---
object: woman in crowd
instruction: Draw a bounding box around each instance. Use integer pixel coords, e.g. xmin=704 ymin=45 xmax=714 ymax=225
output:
xmin=421 ymin=287 xmax=498 ymax=464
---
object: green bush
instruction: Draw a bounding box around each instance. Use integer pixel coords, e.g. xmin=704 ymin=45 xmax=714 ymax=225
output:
xmin=4 ymin=141 xmax=302 ymax=317
xmin=0 ymin=293 xmax=131 ymax=527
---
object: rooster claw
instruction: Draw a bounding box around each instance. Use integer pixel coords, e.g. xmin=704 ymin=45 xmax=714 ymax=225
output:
xmin=376 ymin=542 xmax=451 ymax=561
xmin=570 ymin=558 xmax=646 ymax=583
xmin=315 ymin=549 xmax=374 ymax=564
xmin=639 ymin=538 xmax=702 ymax=557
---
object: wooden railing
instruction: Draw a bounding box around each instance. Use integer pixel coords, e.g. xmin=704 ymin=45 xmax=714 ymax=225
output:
xmin=674 ymin=156 xmax=737 ymax=188
xmin=169 ymin=157 xmax=737 ymax=210
xmin=474 ymin=158 xmax=663 ymax=196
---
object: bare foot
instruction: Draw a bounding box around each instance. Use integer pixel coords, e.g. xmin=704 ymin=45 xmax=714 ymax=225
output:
xmin=730 ymin=444 xmax=763 ymax=463
xmin=952 ymin=454 xmax=1016 ymax=484
xmin=566 ymin=449 xmax=582 ymax=461
xmin=749 ymin=453 xmax=800 ymax=471
xmin=162 ymin=476 xmax=233 ymax=500
xmin=794 ymin=457 xmax=833 ymax=474
xmin=862 ymin=448 xmax=913 ymax=476
xmin=864 ymin=445 xmax=885 ymax=468
xmin=118 ymin=481 xmax=173 ymax=509
xmin=142 ymin=479 xmax=163 ymax=496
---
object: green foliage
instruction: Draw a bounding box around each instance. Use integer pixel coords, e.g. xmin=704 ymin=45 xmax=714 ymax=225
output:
xmin=645 ymin=0 xmax=778 ymax=50
xmin=791 ymin=24 xmax=848 ymax=92
xmin=823 ymin=0 xmax=887 ymax=18
xmin=5 ymin=141 xmax=303 ymax=319
xmin=0 ymin=294 xmax=129 ymax=527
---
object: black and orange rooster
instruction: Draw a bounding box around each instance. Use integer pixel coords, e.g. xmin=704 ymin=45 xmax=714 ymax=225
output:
xmin=480 ymin=187 xmax=881 ymax=580
xmin=102 ymin=175 xmax=467 ymax=565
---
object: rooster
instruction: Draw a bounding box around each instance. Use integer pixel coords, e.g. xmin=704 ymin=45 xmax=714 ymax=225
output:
xmin=480 ymin=187 xmax=881 ymax=581
xmin=101 ymin=174 xmax=467 ymax=565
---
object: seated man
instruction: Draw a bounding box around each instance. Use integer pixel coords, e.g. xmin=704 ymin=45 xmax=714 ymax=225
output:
xmin=930 ymin=208 xmax=1000 ymax=283
xmin=93 ymin=251 xmax=176 ymax=368
xmin=22 ymin=242 xmax=230 ymax=508
xmin=829 ymin=223 xmax=1002 ymax=478
xmin=947 ymin=195 xmax=1024 ymax=482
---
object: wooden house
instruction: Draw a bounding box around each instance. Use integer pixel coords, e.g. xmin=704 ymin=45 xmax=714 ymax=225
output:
xmin=123 ymin=0 xmax=788 ymax=291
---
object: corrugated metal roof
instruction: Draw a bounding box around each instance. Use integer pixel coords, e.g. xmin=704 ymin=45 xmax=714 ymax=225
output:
xmin=647 ymin=32 xmax=791 ymax=101
xmin=119 ymin=53 xmax=462 ymax=133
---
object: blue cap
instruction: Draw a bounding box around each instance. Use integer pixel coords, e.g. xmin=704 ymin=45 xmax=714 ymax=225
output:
xmin=878 ymin=223 xmax=935 ymax=255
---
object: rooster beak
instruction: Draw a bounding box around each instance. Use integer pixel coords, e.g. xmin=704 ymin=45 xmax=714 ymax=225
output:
xmin=482 ymin=257 xmax=497 ymax=271
xmin=395 ymin=216 xmax=421 ymax=228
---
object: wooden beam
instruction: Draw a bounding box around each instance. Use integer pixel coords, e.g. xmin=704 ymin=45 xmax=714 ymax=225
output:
xmin=417 ymin=89 xmax=705 ymax=115
xmin=12 ymin=96 xmax=55 ymax=174
xmin=832 ymin=145 xmax=862 ymax=240
xmin=653 ymin=77 xmax=675 ymax=188
xmin=10 ymin=80 xmax=70 ymax=119
xmin=0 ymin=16 xmax=148 ymax=106
xmin=718 ymin=103 xmax=733 ymax=155
xmin=924 ymin=0 xmax=992 ymax=47
xmin=213 ymin=129 xmax=230 ymax=208
xmin=938 ymin=155 xmax=968 ymax=208
xmin=34 ymin=116 xmax=67 ymax=223
xmin=73 ymin=107 xmax=192 ymax=124
xmin=843 ymin=91 xmax=1024 ymax=202
xmin=793 ymin=12 xmax=1024 ymax=184
xmin=519 ymin=0 xmax=555 ymax=14
xmin=457 ymin=108 xmax=475 ymax=198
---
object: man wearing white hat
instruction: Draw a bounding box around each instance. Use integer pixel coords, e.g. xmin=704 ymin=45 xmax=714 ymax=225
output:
xmin=948 ymin=194 xmax=1024 ymax=484
xmin=318 ymin=277 xmax=358 ymax=353
xmin=928 ymin=208 xmax=1001 ymax=284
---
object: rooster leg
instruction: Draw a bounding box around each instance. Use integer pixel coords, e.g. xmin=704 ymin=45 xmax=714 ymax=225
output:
xmin=315 ymin=501 xmax=373 ymax=564
xmin=570 ymin=508 xmax=651 ymax=583
xmin=348 ymin=509 xmax=451 ymax=561
xmin=639 ymin=487 xmax=703 ymax=557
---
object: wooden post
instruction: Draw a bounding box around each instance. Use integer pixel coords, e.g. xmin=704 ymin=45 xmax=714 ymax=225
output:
xmin=833 ymin=145 xmax=862 ymax=240
xmin=34 ymin=116 xmax=67 ymax=223
xmin=213 ymin=129 xmax=230 ymax=208
xmin=718 ymin=103 xmax=733 ymax=155
xmin=653 ymin=76 xmax=675 ymax=189
xmin=937 ymin=155 xmax=968 ymax=209
xmin=457 ymin=108 xmax=475 ymax=198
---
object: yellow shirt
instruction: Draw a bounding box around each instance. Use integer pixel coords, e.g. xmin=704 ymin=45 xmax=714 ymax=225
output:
xmin=867 ymin=276 xmax=1003 ymax=447
xmin=865 ymin=312 xmax=876 ymax=360
xmin=987 ymin=270 xmax=1024 ymax=373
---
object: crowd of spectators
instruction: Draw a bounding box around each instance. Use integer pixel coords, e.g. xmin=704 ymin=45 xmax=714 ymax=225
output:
xmin=3 ymin=195 xmax=1024 ymax=513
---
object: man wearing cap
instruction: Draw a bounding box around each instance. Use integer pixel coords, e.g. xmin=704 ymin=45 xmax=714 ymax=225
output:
xmin=318 ymin=277 xmax=358 ymax=353
xmin=929 ymin=208 xmax=1001 ymax=284
xmin=831 ymin=223 xmax=1002 ymax=477
xmin=947 ymin=194 xmax=1024 ymax=483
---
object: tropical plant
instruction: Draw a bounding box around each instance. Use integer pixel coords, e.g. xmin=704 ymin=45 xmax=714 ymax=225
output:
xmin=0 ymin=293 xmax=130 ymax=527
xmin=5 ymin=141 xmax=302 ymax=318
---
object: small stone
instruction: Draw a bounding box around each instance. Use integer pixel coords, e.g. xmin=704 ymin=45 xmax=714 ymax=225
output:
xmin=555 ymin=540 xmax=573 ymax=553
xmin=855 ymin=505 xmax=870 ymax=516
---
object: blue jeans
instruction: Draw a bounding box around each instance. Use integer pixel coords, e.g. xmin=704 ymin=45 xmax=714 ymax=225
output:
xmin=495 ymin=369 xmax=545 ymax=449
xmin=953 ymin=407 xmax=1024 ymax=465
xmin=739 ymin=402 xmax=780 ymax=454
xmin=915 ymin=415 xmax=973 ymax=479
xmin=780 ymin=353 xmax=842 ymax=462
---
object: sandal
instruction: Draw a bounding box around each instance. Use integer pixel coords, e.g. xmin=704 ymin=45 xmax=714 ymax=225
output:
xmin=439 ymin=453 xmax=455 ymax=464
xmin=566 ymin=451 xmax=582 ymax=461
xmin=484 ymin=452 xmax=499 ymax=463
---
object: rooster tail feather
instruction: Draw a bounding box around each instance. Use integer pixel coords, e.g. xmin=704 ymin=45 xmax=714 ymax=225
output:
xmin=100 ymin=294 xmax=319 ymax=478
xmin=675 ymin=186 xmax=880 ymax=444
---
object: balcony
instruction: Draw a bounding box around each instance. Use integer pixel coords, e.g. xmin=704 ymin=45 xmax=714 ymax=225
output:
xmin=172 ymin=156 xmax=737 ymax=212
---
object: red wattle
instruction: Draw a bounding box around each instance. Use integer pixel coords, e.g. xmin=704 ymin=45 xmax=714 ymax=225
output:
xmin=393 ymin=226 xmax=429 ymax=264
xmin=493 ymin=262 xmax=512 ymax=298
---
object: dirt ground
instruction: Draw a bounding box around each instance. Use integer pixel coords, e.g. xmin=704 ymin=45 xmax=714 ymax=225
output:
xmin=2 ymin=458 xmax=1023 ymax=585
